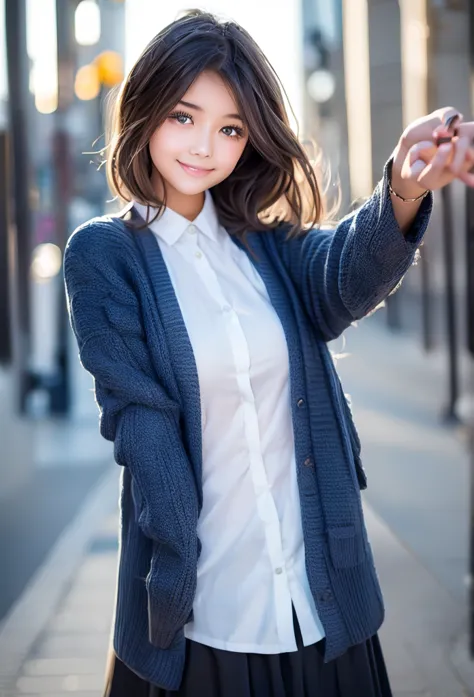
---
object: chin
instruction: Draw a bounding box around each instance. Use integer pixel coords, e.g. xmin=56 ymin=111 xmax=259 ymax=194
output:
xmin=169 ymin=179 xmax=213 ymax=196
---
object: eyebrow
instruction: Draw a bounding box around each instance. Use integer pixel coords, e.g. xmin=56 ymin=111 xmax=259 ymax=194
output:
xmin=178 ymin=100 xmax=244 ymax=121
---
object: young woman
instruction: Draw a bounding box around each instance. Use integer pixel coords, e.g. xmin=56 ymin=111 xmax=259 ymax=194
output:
xmin=64 ymin=10 xmax=474 ymax=697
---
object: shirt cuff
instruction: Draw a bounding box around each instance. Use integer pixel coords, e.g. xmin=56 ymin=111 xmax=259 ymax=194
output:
xmin=367 ymin=157 xmax=433 ymax=261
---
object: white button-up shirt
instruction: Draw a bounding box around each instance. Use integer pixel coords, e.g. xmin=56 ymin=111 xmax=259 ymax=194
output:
xmin=134 ymin=193 xmax=325 ymax=654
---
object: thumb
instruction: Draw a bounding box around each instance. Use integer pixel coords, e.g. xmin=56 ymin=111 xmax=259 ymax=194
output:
xmin=408 ymin=140 xmax=438 ymax=166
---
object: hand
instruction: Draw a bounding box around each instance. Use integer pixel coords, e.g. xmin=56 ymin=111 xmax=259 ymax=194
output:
xmin=391 ymin=107 xmax=474 ymax=196
xmin=447 ymin=121 xmax=474 ymax=186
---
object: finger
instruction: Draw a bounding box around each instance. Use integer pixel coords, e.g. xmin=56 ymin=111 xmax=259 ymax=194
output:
xmin=417 ymin=142 xmax=453 ymax=189
xmin=401 ymin=141 xmax=438 ymax=184
xmin=432 ymin=109 xmax=464 ymax=144
xmin=432 ymin=126 xmax=454 ymax=146
xmin=455 ymin=135 xmax=474 ymax=176
xmin=408 ymin=140 xmax=438 ymax=163
xmin=409 ymin=158 xmax=431 ymax=181
xmin=458 ymin=169 xmax=474 ymax=187
xmin=456 ymin=122 xmax=474 ymax=141
xmin=437 ymin=107 xmax=464 ymax=127
xmin=443 ymin=112 xmax=462 ymax=133
xmin=464 ymin=144 xmax=474 ymax=161
xmin=404 ymin=141 xmax=439 ymax=181
xmin=450 ymin=135 xmax=470 ymax=174
xmin=467 ymin=149 xmax=474 ymax=168
xmin=454 ymin=146 xmax=474 ymax=185
xmin=402 ymin=109 xmax=460 ymax=148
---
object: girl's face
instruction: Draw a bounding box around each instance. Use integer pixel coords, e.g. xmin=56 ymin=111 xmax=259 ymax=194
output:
xmin=149 ymin=71 xmax=249 ymax=210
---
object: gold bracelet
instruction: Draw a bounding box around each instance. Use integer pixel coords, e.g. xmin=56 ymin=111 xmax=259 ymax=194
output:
xmin=388 ymin=180 xmax=430 ymax=203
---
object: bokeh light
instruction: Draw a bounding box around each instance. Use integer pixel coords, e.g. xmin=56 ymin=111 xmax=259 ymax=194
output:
xmin=30 ymin=243 xmax=63 ymax=282
xmin=74 ymin=64 xmax=101 ymax=101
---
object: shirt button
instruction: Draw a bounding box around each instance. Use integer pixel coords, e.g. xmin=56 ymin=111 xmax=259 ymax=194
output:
xmin=303 ymin=457 xmax=313 ymax=468
xmin=275 ymin=567 xmax=283 ymax=575
xmin=188 ymin=225 xmax=197 ymax=234
xmin=297 ymin=398 xmax=305 ymax=408
xmin=194 ymin=250 xmax=202 ymax=259
xmin=223 ymin=304 xmax=232 ymax=313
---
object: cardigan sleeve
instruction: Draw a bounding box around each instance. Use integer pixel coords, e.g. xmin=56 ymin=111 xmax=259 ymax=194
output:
xmin=63 ymin=226 xmax=199 ymax=646
xmin=277 ymin=159 xmax=433 ymax=342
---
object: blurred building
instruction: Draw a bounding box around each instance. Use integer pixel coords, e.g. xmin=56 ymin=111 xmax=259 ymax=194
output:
xmin=0 ymin=0 xmax=125 ymax=499
xmin=301 ymin=0 xmax=473 ymax=423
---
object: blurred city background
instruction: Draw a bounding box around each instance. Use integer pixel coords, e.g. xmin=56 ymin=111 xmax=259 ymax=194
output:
xmin=1 ymin=0 xmax=474 ymax=695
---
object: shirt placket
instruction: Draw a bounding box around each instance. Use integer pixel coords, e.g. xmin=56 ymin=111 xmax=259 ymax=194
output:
xmin=178 ymin=229 xmax=296 ymax=649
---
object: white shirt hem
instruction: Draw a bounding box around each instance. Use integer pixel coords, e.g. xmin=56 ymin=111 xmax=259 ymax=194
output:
xmin=184 ymin=628 xmax=324 ymax=654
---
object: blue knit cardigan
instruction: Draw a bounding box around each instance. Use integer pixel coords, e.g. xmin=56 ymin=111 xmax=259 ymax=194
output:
xmin=63 ymin=163 xmax=432 ymax=689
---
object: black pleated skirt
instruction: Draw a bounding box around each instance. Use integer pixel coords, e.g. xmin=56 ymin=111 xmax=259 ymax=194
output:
xmin=105 ymin=609 xmax=392 ymax=697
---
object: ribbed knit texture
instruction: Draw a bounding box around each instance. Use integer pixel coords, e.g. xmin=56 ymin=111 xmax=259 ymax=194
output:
xmin=63 ymin=161 xmax=432 ymax=690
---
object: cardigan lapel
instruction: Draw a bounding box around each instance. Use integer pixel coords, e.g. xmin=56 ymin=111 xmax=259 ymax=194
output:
xmin=132 ymin=219 xmax=204 ymax=510
xmin=235 ymin=232 xmax=358 ymax=532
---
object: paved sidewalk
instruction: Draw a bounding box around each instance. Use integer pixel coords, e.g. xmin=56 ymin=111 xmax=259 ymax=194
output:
xmin=3 ymin=513 xmax=118 ymax=697
xmin=337 ymin=317 xmax=472 ymax=696
xmin=1 ymin=316 xmax=474 ymax=696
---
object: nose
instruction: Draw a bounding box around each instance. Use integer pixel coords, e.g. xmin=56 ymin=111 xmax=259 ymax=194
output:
xmin=189 ymin=127 xmax=213 ymax=158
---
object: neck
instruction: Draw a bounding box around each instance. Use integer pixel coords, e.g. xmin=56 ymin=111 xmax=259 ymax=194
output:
xmin=151 ymin=170 xmax=205 ymax=221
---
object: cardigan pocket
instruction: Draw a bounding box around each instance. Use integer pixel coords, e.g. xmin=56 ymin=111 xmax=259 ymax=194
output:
xmin=327 ymin=524 xmax=368 ymax=569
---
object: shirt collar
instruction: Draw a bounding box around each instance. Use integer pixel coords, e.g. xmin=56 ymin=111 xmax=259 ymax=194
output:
xmin=133 ymin=190 xmax=221 ymax=246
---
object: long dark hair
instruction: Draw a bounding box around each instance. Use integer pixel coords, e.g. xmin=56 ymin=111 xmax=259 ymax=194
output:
xmin=106 ymin=9 xmax=326 ymax=238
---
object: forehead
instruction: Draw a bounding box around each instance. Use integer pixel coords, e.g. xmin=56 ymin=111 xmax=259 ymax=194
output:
xmin=181 ymin=71 xmax=241 ymax=114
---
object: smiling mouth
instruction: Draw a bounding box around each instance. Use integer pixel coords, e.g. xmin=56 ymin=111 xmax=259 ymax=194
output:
xmin=178 ymin=161 xmax=215 ymax=175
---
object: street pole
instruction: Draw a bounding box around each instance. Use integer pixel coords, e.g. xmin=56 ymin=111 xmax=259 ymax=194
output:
xmin=49 ymin=0 xmax=78 ymax=414
xmin=421 ymin=0 xmax=435 ymax=354
xmin=466 ymin=0 xmax=474 ymax=659
xmin=440 ymin=184 xmax=460 ymax=424
xmin=5 ymin=0 xmax=33 ymax=413
xmin=399 ymin=0 xmax=434 ymax=352
xmin=420 ymin=250 xmax=434 ymax=352
xmin=0 ymin=126 xmax=12 ymax=365
xmin=467 ymin=183 xmax=474 ymax=657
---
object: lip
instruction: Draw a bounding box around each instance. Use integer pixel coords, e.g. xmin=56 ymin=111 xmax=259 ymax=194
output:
xmin=178 ymin=161 xmax=214 ymax=177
